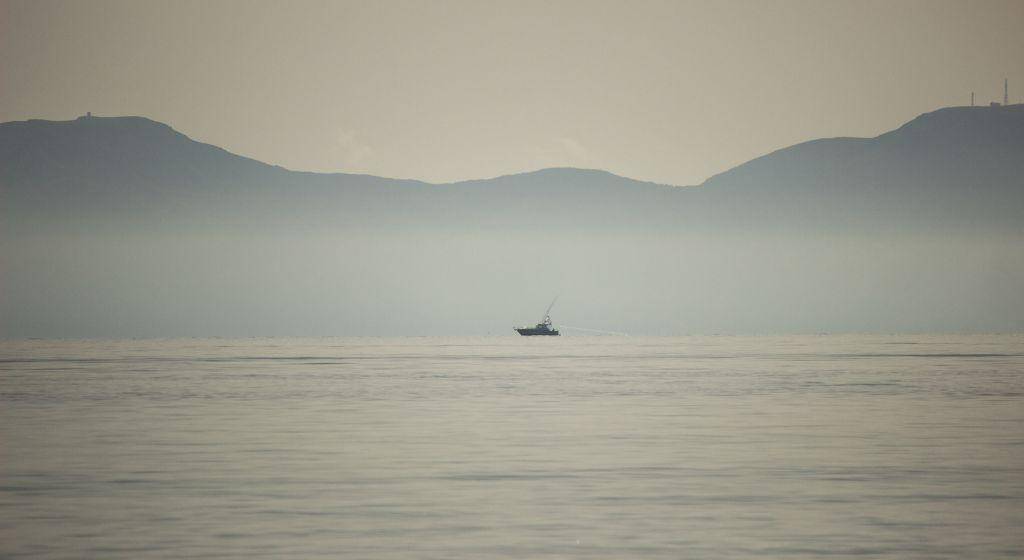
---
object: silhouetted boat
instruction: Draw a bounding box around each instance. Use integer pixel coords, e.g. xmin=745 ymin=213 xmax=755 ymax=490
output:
xmin=515 ymin=298 xmax=560 ymax=336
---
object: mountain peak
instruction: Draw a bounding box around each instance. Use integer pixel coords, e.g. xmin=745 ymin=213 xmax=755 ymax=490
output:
xmin=0 ymin=114 xmax=280 ymax=196
xmin=702 ymin=103 xmax=1024 ymax=194
xmin=7 ymin=114 xmax=178 ymax=134
xmin=450 ymin=166 xmax=668 ymax=189
xmin=885 ymin=103 xmax=1024 ymax=140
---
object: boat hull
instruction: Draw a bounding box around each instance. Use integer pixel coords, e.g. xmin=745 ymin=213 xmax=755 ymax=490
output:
xmin=515 ymin=327 xmax=560 ymax=336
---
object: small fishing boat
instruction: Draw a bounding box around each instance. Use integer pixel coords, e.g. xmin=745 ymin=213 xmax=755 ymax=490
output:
xmin=515 ymin=298 xmax=560 ymax=336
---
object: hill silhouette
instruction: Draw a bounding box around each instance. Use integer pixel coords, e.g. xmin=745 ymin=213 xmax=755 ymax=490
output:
xmin=695 ymin=105 xmax=1024 ymax=231
xmin=3 ymin=106 xmax=1022 ymax=233
xmin=2 ymin=107 xmax=1023 ymax=337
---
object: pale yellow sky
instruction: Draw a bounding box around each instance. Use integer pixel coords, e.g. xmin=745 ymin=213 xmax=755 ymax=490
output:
xmin=2 ymin=0 xmax=1022 ymax=185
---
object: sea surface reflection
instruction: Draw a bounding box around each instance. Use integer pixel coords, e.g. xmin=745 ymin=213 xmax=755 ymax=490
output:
xmin=2 ymin=335 xmax=1023 ymax=558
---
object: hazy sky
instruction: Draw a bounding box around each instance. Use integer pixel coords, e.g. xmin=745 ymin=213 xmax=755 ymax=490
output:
xmin=2 ymin=0 xmax=1022 ymax=185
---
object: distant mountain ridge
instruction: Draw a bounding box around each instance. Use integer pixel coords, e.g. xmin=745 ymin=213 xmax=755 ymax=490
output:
xmin=692 ymin=104 xmax=1024 ymax=230
xmin=3 ymin=106 xmax=1024 ymax=337
xmin=2 ymin=105 xmax=1023 ymax=233
xmin=703 ymin=105 xmax=1024 ymax=193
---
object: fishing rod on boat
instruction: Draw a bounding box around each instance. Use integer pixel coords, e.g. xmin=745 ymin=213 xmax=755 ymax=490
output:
xmin=541 ymin=296 xmax=558 ymax=323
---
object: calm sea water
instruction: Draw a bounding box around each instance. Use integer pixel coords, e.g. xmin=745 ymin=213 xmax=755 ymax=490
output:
xmin=1 ymin=335 xmax=1022 ymax=559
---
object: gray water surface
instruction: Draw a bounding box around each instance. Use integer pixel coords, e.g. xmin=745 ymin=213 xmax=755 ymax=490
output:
xmin=1 ymin=335 xmax=1023 ymax=558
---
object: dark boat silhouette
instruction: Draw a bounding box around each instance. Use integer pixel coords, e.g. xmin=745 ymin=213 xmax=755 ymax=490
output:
xmin=515 ymin=298 xmax=560 ymax=336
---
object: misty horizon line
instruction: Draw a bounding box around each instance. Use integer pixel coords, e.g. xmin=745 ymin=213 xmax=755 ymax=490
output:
xmin=11 ymin=101 xmax=1019 ymax=187
xmin=7 ymin=331 xmax=1024 ymax=342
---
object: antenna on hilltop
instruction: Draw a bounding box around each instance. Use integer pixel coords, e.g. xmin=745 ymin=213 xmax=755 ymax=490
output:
xmin=1005 ymin=78 xmax=1009 ymax=106
xmin=971 ymin=92 xmax=975 ymax=107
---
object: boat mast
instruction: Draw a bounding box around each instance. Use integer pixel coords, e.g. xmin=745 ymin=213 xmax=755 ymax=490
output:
xmin=542 ymin=296 xmax=558 ymax=324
